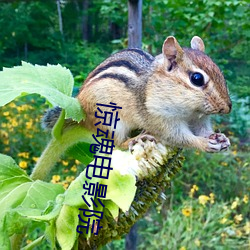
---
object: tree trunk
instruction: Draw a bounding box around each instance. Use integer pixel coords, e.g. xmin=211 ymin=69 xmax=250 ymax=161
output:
xmin=128 ymin=0 xmax=142 ymax=48
xmin=82 ymin=0 xmax=89 ymax=41
xmin=56 ymin=0 xmax=64 ymax=36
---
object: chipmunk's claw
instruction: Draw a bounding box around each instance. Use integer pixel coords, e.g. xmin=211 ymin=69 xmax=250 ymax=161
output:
xmin=207 ymin=133 xmax=230 ymax=152
xmin=129 ymin=134 xmax=156 ymax=153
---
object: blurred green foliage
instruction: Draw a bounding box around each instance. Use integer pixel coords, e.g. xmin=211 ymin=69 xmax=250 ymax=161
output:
xmin=0 ymin=0 xmax=249 ymax=248
xmin=0 ymin=0 xmax=249 ymax=97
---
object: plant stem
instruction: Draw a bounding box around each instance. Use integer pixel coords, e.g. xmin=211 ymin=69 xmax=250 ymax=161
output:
xmin=10 ymin=229 xmax=26 ymax=250
xmin=30 ymin=125 xmax=94 ymax=181
xmin=12 ymin=126 xmax=93 ymax=249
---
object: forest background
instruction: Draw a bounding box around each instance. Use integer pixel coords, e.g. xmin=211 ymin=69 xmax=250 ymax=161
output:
xmin=0 ymin=0 xmax=249 ymax=249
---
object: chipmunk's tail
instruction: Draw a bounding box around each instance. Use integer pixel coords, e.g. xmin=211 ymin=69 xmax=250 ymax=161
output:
xmin=41 ymin=106 xmax=62 ymax=130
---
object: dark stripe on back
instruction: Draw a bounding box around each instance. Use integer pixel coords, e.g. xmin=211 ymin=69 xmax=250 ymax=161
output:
xmin=91 ymin=60 xmax=140 ymax=79
xmin=96 ymin=73 xmax=130 ymax=85
xmin=125 ymin=48 xmax=154 ymax=62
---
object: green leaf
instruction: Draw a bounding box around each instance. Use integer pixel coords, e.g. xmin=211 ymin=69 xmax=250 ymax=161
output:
xmin=3 ymin=210 xmax=31 ymax=237
xmin=26 ymin=200 xmax=63 ymax=222
xmin=0 ymin=154 xmax=30 ymax=181
xmin=56 ymin=205 xmax=79 ymax=250
xmin=104 ymin=200 xmax=119 ymax=219
xmin=101 ymin=170 xmax=136 ymax=212
xmin=0 ymin=181 xmax=64 ymax=237
xmin=0 ymin=231 xmax=10 ymax=250
xmin=66 ymin=142 xmax=94 ymax=165
xmin=0 ymin=154 xmax=65 ymax=243
xmin=0 ymin=62 xmax=84 ymax=121
xmin=0 ymin=182 xmax=33 ymax=216
xmin=20 ymin=180 xmax=64 ymax=212
xmin=64 ymin=170 xmax=100 ymax=207
xmin=0 ymin=176 xmax=31 ymax=201
xmin=45 ymin=220 xmax=56 ymax=249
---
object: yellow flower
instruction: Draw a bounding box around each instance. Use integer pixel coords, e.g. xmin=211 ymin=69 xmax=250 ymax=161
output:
xmin=11 ymin=119 xmax=18 ymax=127
xmin=3 ymin=138 xmax=9 ymax=145
xmin=189 ymin=184 xmax=199 ymax=197
xmin=4 ymin=147 xmax=10 ymax=152
xmin=19 ymin=161 xmax=28 ymax=169
xmin=231 ymin=198 xmax=240 ymax=209
xmin=18 ymin=152 xmax=30 ymax=159
xmin=75 ymin=159 xmax=81 ymax=165
xmin=32 ymin=157 xmax=39 ymax=162
xmin=62 ymin=160 xmax=69 ymax=166
xmin=236 ymin=229 xmax=243 ymax=237
xmin=220 ymin=217 xmax=228 ymax=224
xmin=179 ymin=247 xmax=186 ymax=250
xmin=194 ymin=238 xmax=201 ymax=247
xmin=51 ymin=175 xmax=61 ymax=183
xmin=63 ymin=182 xmax=69 ymax=189
xmin=182 ymin=207 xmax=192 ymax=217
xmin=234 ymin=214 xmax=243 ymax=224
xmin=198 ymin=195 xmax=210 ymax=206
xmin=70 ymin=165 xmax=77 ymax=172
xmin=244 ymin=221 xmax=250 ymax=234
xmin=209 ymin=193 xmax=215 ymax=204
xmin=66 ymin=176 xmax=75 ymax=182
xmin=9 ymin=102 xmax=16 ymax=108
xmin=221 ymin=162 xmax=228 ymax=167
xmin=232 ymin=150 xmax=237 ymax=156
xmin=26 ymin=121 xmax=33 ymax=129
xmin=243 ymin=195 xmax=248 ymax=204
xmin=3 ymin=111 xmax=9 ymax=116
xmin=17 ymin=105 xmax=31 ymax=112
xmin=0 ymin=130 xmax=8 ymax=138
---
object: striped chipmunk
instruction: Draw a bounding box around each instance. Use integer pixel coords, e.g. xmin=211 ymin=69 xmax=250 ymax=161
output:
xmin=44 ymin=36 xmax=232 ymax=153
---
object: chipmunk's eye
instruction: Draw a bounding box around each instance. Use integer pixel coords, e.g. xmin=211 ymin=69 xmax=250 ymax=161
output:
xmin=190 ymin=72 xmax=204 ymax=87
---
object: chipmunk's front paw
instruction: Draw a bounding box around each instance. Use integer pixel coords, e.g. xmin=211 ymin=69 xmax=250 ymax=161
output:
xmin=206 ymin=133 xmax=230 ymax=152
xmin=129 ymin=134 xmax=156 ymax=152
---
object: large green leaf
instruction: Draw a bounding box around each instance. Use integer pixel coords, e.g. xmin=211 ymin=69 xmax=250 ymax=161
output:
xmin=66 ymin=142 xmax=94 ymax=165
xmin=101 ymin=169 xmax=136 ymax=212
xmin=0 ymin=154 xmax=65 ymax=248
xmin=20 ymin=181 xmax=64 ymax=212
xmin=0 ymin=62 xmax=84 ymax=121
xmin=64 ymin=169 xmax=100 ymax=207
xmin=0 ymin=176 xmax=32 ymax=201
xmin=56 ymin=205 xmax=79 ymax=250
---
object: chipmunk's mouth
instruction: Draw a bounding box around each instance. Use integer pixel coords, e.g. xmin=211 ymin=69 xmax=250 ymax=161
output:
xmin=204 ymin=100 xmax=232 ymax=115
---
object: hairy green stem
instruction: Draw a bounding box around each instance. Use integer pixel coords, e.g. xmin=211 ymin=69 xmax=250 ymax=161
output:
xmin=30 ymin=125 xmax=94 ymax=181
xmin=12 ymin=125 xmax=94 ymax=249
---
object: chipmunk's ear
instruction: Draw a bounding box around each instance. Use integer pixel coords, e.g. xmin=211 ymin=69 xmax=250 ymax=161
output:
xmin=191 ymin=36 xmax=205 ymax=52
xmin=162 ymin=36 xmax=184 ymax=63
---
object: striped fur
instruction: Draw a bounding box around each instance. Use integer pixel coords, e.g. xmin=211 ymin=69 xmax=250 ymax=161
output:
xmin=77 ymin=36 xmax=232 ymax=152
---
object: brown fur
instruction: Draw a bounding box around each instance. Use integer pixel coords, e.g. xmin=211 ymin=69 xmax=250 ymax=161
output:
xmin=77 ymin=36 xmax=231 ymax=152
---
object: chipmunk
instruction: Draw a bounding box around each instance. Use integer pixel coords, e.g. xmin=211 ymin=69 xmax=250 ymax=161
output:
xmin=44 ymin=36 xmax=232 ymax=153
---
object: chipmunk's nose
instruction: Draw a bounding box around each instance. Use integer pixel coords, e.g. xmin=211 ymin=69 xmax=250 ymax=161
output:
xmin=219 ymin=101 xmax=232 ymax=114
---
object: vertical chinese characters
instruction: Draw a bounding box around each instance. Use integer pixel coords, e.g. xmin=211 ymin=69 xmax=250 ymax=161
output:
xmin=76 ymin=102 xmax=122 ymax=235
